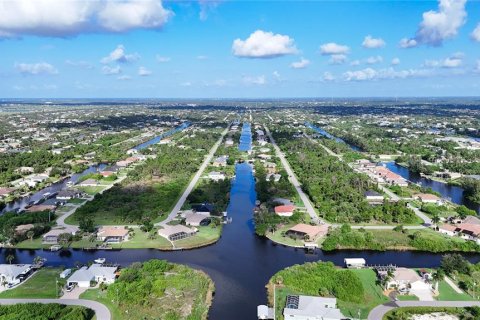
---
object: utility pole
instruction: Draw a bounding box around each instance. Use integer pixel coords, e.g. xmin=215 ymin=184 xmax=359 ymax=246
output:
xmin=273 ymin=284 xmax=276 ymax=320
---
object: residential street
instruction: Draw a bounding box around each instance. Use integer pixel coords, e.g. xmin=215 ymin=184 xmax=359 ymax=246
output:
xmin=0 ymin=298 xmax=111 ymax=320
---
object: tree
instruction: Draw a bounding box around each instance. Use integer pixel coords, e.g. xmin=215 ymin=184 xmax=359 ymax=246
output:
xmin=431 ymin=213 xmax=440 ymax=230
xmin=26 ymin=230 xmax=35 ymax=242
xmin=6 ymin=254 xmax=14 ymax=264
xmin=57 ymin=233 xmax=72 ymax=245
xmin=79 ymin=216 xmax=95 ymax=233
xmin=432 ymin=269 xmax=445 ymax=293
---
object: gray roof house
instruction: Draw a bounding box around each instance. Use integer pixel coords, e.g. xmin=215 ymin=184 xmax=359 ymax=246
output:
xmin=0 ymin=264 xmax=33 ymax=286
xmin=283 ymin=295 xmax=347 ymax=320
xmin=67 ymin=264 xmax=118 ymax=288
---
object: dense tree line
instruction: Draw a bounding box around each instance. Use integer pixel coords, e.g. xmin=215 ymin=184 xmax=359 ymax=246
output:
xmin=0 ymin=211 xmax=53 ymax=244
xmin=187 ymin=179 xmax=231 ymax=215
xmin=0 ymin=303 xmax=93 ymax=320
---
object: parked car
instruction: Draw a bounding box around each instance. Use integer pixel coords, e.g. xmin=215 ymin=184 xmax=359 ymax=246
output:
xmin=65 ymin=284 xmax=75 ymax=292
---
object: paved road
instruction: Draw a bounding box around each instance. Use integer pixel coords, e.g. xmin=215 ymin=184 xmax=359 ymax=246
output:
xmin=0 ymin=298 xmax=111 ymax=320
xmin=264 ymin=125 xmax=324 ymax=225
xmin=156 ymin=125 xmax=230 ymax=227
xmin=368 ymin=301 xmax=480 ymax=320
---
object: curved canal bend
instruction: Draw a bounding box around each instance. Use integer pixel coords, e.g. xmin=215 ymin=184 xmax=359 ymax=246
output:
xmin=1 ymin=122 xmax=480 ymax=319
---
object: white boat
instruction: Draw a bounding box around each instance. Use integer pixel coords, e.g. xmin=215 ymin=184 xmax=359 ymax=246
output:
xmin=94 ymin=258 xmax=106 ymax=264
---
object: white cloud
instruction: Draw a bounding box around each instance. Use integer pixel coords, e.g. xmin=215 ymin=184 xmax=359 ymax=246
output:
xmin=343 ymin=67 xmax=431 ymax=81
xmin=290 ymin=57 xmax=310 ymax=69
xmin=442 ymin=56 xmax=462 ymax=68
xmin=101 ymin=45 xmax=139 ymax=64
xmin=101 ymin=65 xmax=121 ymax=75
xmin=402 ymin=0 xmax=467 ymax=47
xmin=0 ymin=0 xmax=173 ymax=38
xmin=156 ymin=55 xmax=171 ymax=63
xmin=329 ymin=54 xmax=347 ymax=65
xmin=362 ymin=35 xmax=386 ymax=48
xmin=138 ymin=66 xmax=152 ymax=76
xmin=15 ymin=62 xmax=58 ymax=75
xmin=65 ymin=60 xmax=93 ymax=69
xmin=320 ymin=42 xmax=350 ymax=55
xmin=350 ymin=60 xmax=361 ymax=66
xmin=232 ymin=30 xmax=297 ymax=58
xmin=272 ymin=71 xmax=281 ymax=80
xmin=117 ymin=75 xmax=131 ymax=81
xmin=472 ymin=24 xmax=480 ymax=42
xmin=242 ymin=75 xmax=266 ymax=85
xmin=391 ymin=58 xmax=400 ymax=65
xmin=365 ymin=55 xmax=383 ymax=65
xmin=198 ymin=0 xmax=220 ymax=21
xmin=399 ymin=38 xmax=418 ymax=48
xmin=322 ymin=72 xmax=335 ymax=81
xmin=423 ymin=53 xmax=463 ymax=68
xmin=180 ymin=82 xmax=192 ymax=87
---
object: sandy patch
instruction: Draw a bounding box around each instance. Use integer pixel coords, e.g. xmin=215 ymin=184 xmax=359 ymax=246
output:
xmin=411 ymin=313 xmax=458 ymax=320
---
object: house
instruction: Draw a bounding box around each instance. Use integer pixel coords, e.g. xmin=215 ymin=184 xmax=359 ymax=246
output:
xmin=364 ymin=190 xmax=384 ymax=203
xmin=415 ymin=193 xmax=442 ymax=205
xmin=192 ymin=203 xmax=215 ymax=215
xmin=213 ymin=155 xmax=228 ymax=167
xmin=274 ymin=205 xmax=295 ymax=217
xmin=438 ymin=224 xmax=458 ymax=237
xmin=102 ymin=165 xmax=120 ymax=174
xmin=463 ymin=216 xmax=480 ymax=225
xmin=225 ymin=138 xmax=234 ymax=146
xmin=283 ymin=295 xmax=346 ymax=320
xmin=56 ymin=189 xmax=83 ymax=200
xmin=158 ymin=225 xmax=197 ymax=241
xmin=208 ymin=171 xmax=226 ymax=181
xmin=380 ymin=267 xmax=428 ymax=293
xmin=456 ymin=223 xmax=480 ymax=244
xmin=0 ymin=187 xmax=15 ymax=198
xmin=42 ymin=227 xmax=78 ymax=244
xmin=264 ymin=162 xmax=277 ymax=174
xmin=266 ymin=173 xmax=281 ymax=182
xmin=184 ymin=213 xmax=211 ymax=227
xmin=15 ymin=224 xmax=34 ymax=235
xmin=344 ymin=258 xmax=366 ymax=269
xmin=257 ymin=154 xmax=272 ymax=160
xmin=67 ymin=264 xmax=118 ymax=288
xmin=286 ymin=224 xmax=329 ymax=241
xmin=0 ymin=264 xmax=33 ymax=287
xmin=257 ymin=305 xmax=274 ymax=320
xmin=96 ymin=226 xmax=129 ymax=243
xmin=272 ymin=198 xmax=294 ymax=206
xmin=78 ymin=178 xmax=99 ymax=187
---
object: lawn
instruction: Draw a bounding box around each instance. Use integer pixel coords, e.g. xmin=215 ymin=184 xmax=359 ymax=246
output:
xmin=397 ymin=295 xmax=419 ymax=301
xmin=0 ymin=268 xmax=63 ymax=299
xmin=14 ymin=236 xmax=49 ymax=249
xmin=267 ymin=224 xmax=305 ymax=247
xmin=77 ymin=186 xmax=106 ymax=195
xmin=437 ymin=280 xmax=475 ymax=301
xmin=174 ymin=225 xmax=222 ymax=249
xmin=80 ymin=289 xmax=124 ymax=320
xmin=68 ymin=198 xmax=86 ymax=205
xmin=69 ymin=230 xmax=173 ymax=249
xmin=338 ymin=269 xmax=389 ymax=319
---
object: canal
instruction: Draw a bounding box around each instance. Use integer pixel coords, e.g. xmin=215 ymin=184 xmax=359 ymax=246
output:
xmin=2 ymin=122 xmax=480 ymax=319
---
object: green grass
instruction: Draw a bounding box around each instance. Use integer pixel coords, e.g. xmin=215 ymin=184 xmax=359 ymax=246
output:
xmin=267 ymin=224 xmax=306 ymax=247
xmin=0 ymin=268 xmax=64 ymax=298
xmin=80 ymin=289 xmax=124 ymax=320
xmin=338 ymin=269 xmax=389 ymax=319
xmin=69 ymin=230 xmax=173 ymax=249
xmin=174 ymin=225 xmax=222 ymax=248
xmin=14 ymin=236 xmax=49 ymax=249
xmin=437 ymin=280 xmax=475 ymax=301
xmin=77 ymin=186 xmax=106 ymax=195
xmin=68 ymin=198 xmax=86 ymax=204
xmin=397 ymin=295 xmax=419 ymax=301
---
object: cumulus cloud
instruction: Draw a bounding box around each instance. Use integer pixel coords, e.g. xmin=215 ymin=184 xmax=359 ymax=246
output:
xmin=391 ymin=58 xmax=401 ymax=65
xmin=350 ymin=60 xmax=361 ymax=66
xmin=362 ymin=35 xmax=386 ymax=48
xmin=198 ymin=0 xmax=221 ymax=21
xmin=232 ymin=30 xmax=297 ymax=58
xmin=242 ymin=75 xmax=266 ymax=85
xmin=399 ymin=38 xmax=418 ymax=48
xmin=138 ymin=66 xmax=152 ymax=76
xmin=365 ymin=55 xmax=383 ymax=65
xmin=156 ymin=55 xmax=171 ymax=63
xmin=15 ymin=62 xmax=58 ymax=75
xmin=472 ymin=24 xmax=480 ymax=42
xmin=101 ymin=45 xmax=139 ymax=64
xmin=101 ymin=65 xmax=121 ymax=75
xmin=329 ymin=54 xmax=347 ymax=65
xmin=401 ymin=0 xmax=466 ymax=47
xmin=320 ymin=42 xmax=350 ymax=55
xmin=117 ymin=75 xmax=131 ymax=81
xmin=423 ymin=53 xmax=463 ymax=68
xmin=290 ymin=58 xmax=310 ymax=69
xmin=343 ymin=67 xmax=431 ymax=81
xmin=0 ymin=0 xmax=173 ymax=38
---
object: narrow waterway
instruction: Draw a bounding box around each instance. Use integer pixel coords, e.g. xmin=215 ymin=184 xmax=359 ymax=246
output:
xmin=239 ymin=122 xmax=252 ymax=151
xmin=2 ymin=121 xmax=480 ymax=319
xmin=1 ymin=123 xmax=190 ymax=214
xmin=305 ymin=122 xmax=362 ymax=151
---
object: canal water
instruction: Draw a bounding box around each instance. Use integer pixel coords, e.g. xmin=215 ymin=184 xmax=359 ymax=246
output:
xmin=2 ymin=121 xmax=480 ymax=319
xmin=1 ymin=123 xmax=191 ymax=214
xmin=305 ymin=122 xmax=361 ymax=151
xmin=239 ymin=122 xmax=252 ymax=151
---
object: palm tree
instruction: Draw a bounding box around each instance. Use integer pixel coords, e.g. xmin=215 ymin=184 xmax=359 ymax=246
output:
xmin=6 ymin=254 xmax=14 ymax=265
xmin=432 ymin=269 xmax=445 ymax=293
xmin=26 ymin=230 xmax=35 ymax=242
xmin=432 ymin=214 xmax=441 ymax=230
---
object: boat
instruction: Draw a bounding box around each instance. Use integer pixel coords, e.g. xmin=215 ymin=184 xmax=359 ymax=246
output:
xmin=94 ymin=258 xmax=106 ymax=264
xmin=50 ymin=245 xmax=62 ymax=251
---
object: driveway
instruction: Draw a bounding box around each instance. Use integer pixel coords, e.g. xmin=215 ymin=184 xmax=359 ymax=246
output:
xmin=0 ymin=298 xmax=111 ymax=320
xmin=61 ymin=286 xmax=88 ymax=299
xmin=368 ymin=301 xmax=480 ymax=320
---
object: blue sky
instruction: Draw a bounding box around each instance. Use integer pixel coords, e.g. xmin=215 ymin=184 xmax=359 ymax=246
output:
xmin=0 ymin=0 xmax=479 ymax=98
